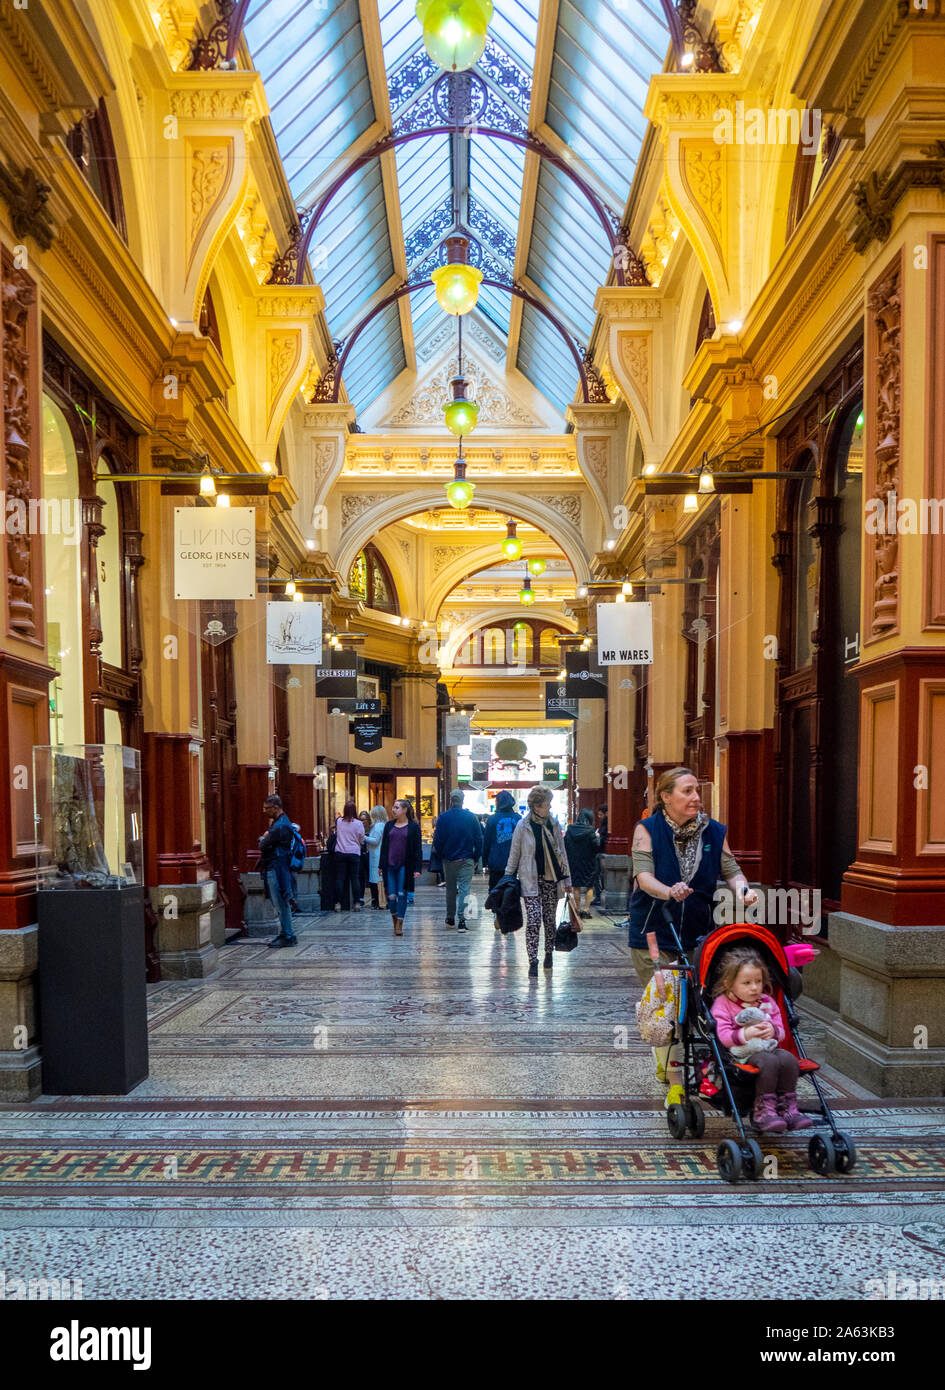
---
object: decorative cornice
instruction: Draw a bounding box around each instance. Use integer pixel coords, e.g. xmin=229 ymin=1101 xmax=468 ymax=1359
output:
xmin=56 ymin=226 xmax=155 ymax=371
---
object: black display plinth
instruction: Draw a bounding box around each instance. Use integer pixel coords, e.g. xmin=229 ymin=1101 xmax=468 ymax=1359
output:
xmin=38 ymin=887 xmax=149 ymax=1095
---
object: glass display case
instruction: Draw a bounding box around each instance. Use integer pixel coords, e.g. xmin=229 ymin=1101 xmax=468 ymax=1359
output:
xmin=33 ymin=744 xmax=143 ymax=890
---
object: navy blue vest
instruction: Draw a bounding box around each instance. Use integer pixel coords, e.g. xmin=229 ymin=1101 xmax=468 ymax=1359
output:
xmin=628 ymin=812 xmax=726 ymax=952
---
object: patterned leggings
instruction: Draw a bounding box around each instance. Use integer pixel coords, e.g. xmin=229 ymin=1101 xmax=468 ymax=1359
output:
xmin=524 ymin=881 xmax=559 ymax=961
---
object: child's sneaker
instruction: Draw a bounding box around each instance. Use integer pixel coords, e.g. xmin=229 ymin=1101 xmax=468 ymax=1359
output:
xmin=664 ymin=1083 xmax=685 ymax=1109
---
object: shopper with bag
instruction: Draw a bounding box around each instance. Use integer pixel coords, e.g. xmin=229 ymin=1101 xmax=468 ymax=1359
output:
xmin=505 ymin=785 xmax=576 ymax=976
xmin=364 ymin=805 xmax=388 ymax=910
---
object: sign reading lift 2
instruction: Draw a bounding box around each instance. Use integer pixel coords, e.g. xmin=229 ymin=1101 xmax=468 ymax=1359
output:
xmin=597 ymin=602 xmax=654 ymax=665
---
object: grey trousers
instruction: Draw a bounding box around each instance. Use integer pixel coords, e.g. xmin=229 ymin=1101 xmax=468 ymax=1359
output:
xmin=444 ymin=858 xmax=475 ymax=922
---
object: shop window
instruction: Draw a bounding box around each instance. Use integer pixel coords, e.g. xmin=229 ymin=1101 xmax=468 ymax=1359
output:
xmin=97 ymin=455 xmax=123 ymax=669
xmin=66 ymin=99 xmax=126 ymax=239
xmin=347 ymin=543 xmax=399 ymax=614
xmin=42 ymin=396 xmax=85 ymax=745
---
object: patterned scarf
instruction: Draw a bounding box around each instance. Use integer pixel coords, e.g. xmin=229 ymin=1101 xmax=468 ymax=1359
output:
xmin=530 ymin=813 xmax=565 ymax=882
xmin=662 ymin=807 xmax=709 ymax=883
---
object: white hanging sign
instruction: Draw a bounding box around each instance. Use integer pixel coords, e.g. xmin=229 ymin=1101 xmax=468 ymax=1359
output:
xmin=174 ymin=507 xmax=256 ymax=600
xmin=469 ymin=736 xmax=491 ymax=763
xmin=597 ymin=601 xmax=654 ymax=665
xmin=444 ymin=713 xmax=471 ymax=746
xmin=266 ymin=601 xmax=322 ymax=664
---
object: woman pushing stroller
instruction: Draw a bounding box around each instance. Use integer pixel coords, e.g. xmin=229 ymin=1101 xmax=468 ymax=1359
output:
xmin=628 ymin=767 xmax=757 ymax=1088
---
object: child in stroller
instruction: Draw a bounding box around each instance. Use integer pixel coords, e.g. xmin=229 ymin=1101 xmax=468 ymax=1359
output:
xmin=710 ymin=946 xmax=812 ymax=1134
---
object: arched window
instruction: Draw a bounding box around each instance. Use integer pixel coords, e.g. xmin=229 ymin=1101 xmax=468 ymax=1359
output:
xmin=348 ymin=543 xmax=399 ymax=614
xmin=67 ymin=99 xmax=126 ymax=238
xmin=786 ymin=126 xmax=839 ymax=239
xmin=42 ymin=396 xmax=85 ymax=744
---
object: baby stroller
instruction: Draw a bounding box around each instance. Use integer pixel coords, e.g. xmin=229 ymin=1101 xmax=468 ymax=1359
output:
xmin=655 ymin=905 xmax=856 ymax=1184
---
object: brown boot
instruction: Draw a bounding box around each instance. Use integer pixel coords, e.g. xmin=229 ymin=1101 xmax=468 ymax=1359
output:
xmin=394 ymin=917 xmax=403 ymax=936
xmin=778 ymin=1092 xmax=812 ymax=1130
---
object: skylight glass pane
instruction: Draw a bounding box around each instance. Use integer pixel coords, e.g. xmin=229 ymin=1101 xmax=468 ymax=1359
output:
xmin=469 ymin=138 xmax=525 ymax=238
xmin=487 ymin=0 xmax=540 ymax=72
xmin=516 ymin=304 xmax=577 ymax=414
xmin=396 ymin=135 xmax=453 ymax=239
xmin=525 ymin=164 xmax=611 ymax=340
xmin=313 ymin=164 xmax=395 ymax=331
xmin=343 ymin=300 xmax=406 ymax=412
xmin=379 ymin=0 xmax=424 ymax=71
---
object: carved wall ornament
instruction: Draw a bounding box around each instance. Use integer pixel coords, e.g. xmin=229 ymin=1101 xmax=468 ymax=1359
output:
xmin=536 ymin=494 xmax=582 ymax=527
xmin=681 ymin=143 xmax=725 ymax=255
xmin=311 ymin=439 xmax=337 ymax=487
xmin=2 ymin=249 xmax=39 ymax=639
xmin=190 ymin=145 xmax=230 ymax=248
xmin=267 ymin=332 xmax=299 ymax=417
xmin=340 ymin=493 xmax=385 ymax=528
xmin=849 ymin=150 xmax=945 ymax=254
xmin=434 ymin=545 xmax=461 ymax=575
xmin=867 ymin=256 xmax=901 ymax=638
xmin=0 ymin=159 xmax=55 ymax=250
xmin=583 ymin=436 xmax=610 ymax=485
xmin=386 ymin=356 xmax=541 ymax=429
xmin=417 ymin=316 xmax=505 ymax=363
xmin=618 ymin=332 xmax=652 ymax=428
xmin=170 ymin=89 xmax=258 ymax=121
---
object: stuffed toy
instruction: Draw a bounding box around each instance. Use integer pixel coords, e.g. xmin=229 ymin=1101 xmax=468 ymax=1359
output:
xmin=729 ymin=1003 xmax=779 ymax=1059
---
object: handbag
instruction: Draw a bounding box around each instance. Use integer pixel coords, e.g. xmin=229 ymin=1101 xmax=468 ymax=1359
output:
xmin=635 ymin=970 xmax=681 ymax=1046
xmin=554 ymin=898 xmax=580 ymax=952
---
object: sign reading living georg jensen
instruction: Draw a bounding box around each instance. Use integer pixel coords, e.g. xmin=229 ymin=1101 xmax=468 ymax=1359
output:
xmin=597 ymin=601 xmax=653 ymax=665
xmin=174 ymin=508 xmax=256 ymax=600
xmin=266 ymin=602 xmax=322 ymax=665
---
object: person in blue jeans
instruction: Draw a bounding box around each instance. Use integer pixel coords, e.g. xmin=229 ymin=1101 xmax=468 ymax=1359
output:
xmin=257 ymin=794 xmax=298 ymax=949
xmin=432 ymin=788 xmax=483 ymax=931
xmin=379 ymin=798 xmax=423 ymax=937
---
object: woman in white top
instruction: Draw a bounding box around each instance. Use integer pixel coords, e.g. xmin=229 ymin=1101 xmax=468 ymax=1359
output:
xmin=334 ymin=799 xmax=365 ymax=912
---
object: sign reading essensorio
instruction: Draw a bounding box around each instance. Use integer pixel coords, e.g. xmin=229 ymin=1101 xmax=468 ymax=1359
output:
xmin=597 ymin=601 xmax=654 ymax=665
xmin=174 ymin=508 xmax=256 ymax=600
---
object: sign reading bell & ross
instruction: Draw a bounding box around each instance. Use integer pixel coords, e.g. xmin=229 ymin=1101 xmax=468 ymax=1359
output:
xmin=564 ymin=650 xmax=608 ymax=700
xmin=174 ymin=508 xmax=256 ymax=600
xmin=597 ymin=601 xmax=654 ymax=665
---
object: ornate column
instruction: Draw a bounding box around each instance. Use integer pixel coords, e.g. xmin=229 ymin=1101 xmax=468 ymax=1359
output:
xmin=593 ymin=287 xmax=677 ymax=469
xmin=297 ymin=402 xmax=357 ymax=562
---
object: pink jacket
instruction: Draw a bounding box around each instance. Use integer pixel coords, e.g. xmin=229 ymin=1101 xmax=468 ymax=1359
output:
xmin=334 ymin=817 xmax=365 ymax=854
xmin=711 ymin=992 xmax=786 ymax=1050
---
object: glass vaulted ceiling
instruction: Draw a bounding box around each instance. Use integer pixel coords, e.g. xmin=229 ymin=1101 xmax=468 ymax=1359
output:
xmin=242 ymin=0 xmax=667 ymax=415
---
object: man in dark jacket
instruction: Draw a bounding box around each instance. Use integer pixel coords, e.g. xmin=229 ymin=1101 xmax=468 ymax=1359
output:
xmin=432 ymin=788 xmax=483 ymax=931
xmin=591 ymin=804 xmax=609 ymax=907
xmin=481 ymin=790 xmax=521 ymax=900
xmin=257 ymin=795 xmax=299 ymax=948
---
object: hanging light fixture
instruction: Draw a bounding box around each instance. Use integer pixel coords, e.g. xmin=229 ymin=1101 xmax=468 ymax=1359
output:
xmin=502 ymin=519 xmax=523 ymax=561
xmin=215 ymin=491 xmax=230 ymax=508
xmin=292 ymin=590 xmax=304 ymax=603
xmin=527 ymin=556 xmax=546 ymax=577
xmin=683 ymin=492 xmax=699 ymax=513
xmin=445 ymin=441 xmax=475 ymax=509
xmin=199 ymin=467 xmax=216 ymax=497
xmin=698 ymin=452 xmax=715 ymax=494
xmin=431 ymin=236 xmax=482 ymax=316
xmin=284 ymin=578 xmax=296 ymax=596
xmin=518 ymin=566 xmax=535 ymax=605
xmin=443 ymin=376 xmax=479 ymax=436
xmin=418 ymin=0 xmax=492 ymax=72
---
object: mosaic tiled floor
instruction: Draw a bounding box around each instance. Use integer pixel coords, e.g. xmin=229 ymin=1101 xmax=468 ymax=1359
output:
xmin=2 ymin=887 xmax=944 ymax=1299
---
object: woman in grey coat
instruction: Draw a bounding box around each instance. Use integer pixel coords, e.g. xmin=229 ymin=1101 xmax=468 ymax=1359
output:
xmin=505 ymin=785 xmax=575 ymax=976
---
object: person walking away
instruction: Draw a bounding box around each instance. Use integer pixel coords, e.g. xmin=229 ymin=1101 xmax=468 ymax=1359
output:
xmin=334 ymin=799 xmax=365 ymax=912
xmin=564 ymin=808 xmax=599 ymax=917
xmin=357 ymin=810 xmax=372 ymax=906
xmin=591 ymin=805 xmax=608 ymax=907
xmin=258 ymin=794 xmax=299 ymax=948
xmin=432 ymin=788 xmax=483 ymax=931
xmin=505 ymin=785 xmax=576 ymax=976
xmin=365 ymin=805 xmax=388 ymax=909
xmin=379 ymin=798 xmax=423 ymax=936
xmin=628 ymin=766 xmax=757 ymax=1094
xmin=481 ymin=791 xmax=521 ymax=929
